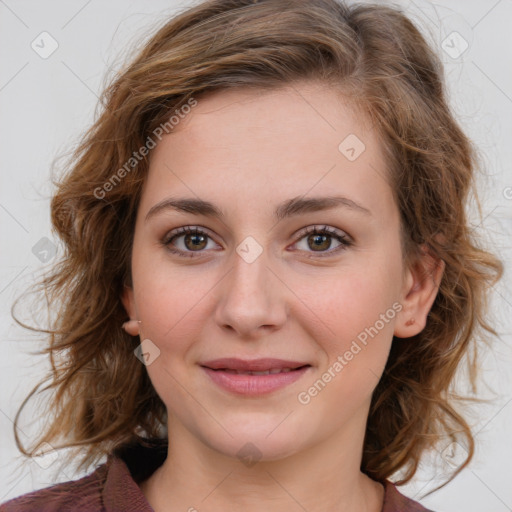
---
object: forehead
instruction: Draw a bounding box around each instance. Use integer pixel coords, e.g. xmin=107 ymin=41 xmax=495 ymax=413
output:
xmin=168 ymin=82 xmax=375 ymax=158
xmin=140 ymin=82 xmax=394 ymax=222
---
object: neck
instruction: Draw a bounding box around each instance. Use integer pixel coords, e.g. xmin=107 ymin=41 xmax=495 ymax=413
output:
xmin=139 ymin=413 xmax=384 ymax=512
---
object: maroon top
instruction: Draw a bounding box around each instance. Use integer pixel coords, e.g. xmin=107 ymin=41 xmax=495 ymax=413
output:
xmin=1 ymin=440 xmax=433 ymax=511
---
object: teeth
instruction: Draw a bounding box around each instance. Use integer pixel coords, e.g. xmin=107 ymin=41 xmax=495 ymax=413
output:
xmin=221 ymin=368 xmax=295 ymax=375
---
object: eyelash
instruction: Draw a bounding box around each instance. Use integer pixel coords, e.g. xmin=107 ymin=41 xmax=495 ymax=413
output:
xmin=161 ymin=225 xmax=352 ymax=259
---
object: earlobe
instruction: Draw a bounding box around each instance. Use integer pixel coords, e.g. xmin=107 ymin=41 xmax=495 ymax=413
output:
xmin=394 ymin=245 xmax=445 ymax=339
xmin=122 ymin=319 xmax=141 ymax=336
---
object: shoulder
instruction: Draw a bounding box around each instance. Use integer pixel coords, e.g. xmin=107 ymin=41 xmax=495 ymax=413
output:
xmin=0 ymin=463 xmax=108 ymax=512
xmin=382 ymin=480 xmax=436 ymax=512
xmin=0 ymin=438 xmax=167 ymax=512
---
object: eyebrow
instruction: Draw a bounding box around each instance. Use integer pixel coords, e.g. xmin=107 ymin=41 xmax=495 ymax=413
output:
xmin=145 ymin=195 xmax=372 ymax=223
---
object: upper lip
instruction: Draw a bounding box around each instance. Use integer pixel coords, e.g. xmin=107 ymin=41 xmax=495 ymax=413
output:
xmin=200 ymin=358 xmax=310 ymax=371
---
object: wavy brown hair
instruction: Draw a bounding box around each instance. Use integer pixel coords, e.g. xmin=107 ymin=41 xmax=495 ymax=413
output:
xmin=12 ymin=0 xmax=503 ymax=488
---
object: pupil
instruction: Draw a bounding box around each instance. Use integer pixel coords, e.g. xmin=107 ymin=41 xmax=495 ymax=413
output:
xmin=310 ymin=234 xmax=330 ymax=251
xmin=186 ymin=233 xmax=206 ymax=250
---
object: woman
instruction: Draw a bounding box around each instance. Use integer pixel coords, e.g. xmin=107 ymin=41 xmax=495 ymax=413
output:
xmin=1 ymin=0 xmax=502 ymax=511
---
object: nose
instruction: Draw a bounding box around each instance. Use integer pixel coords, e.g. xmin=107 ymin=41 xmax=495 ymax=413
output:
xmin=213 ymin=245 xmax=288 ymax=340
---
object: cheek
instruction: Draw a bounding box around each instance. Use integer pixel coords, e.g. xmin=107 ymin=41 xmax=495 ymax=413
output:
xmin=134 ymin=268 xmax=214 ymax=356
xmin=289 ymin=257 xmax=401 ymax=395
xmin=297 ymin=265 xmax=398 ymax=340
xmin=132 ymin=267 xmax=216 ymax=415
xmin=131 ymin=229 xmax=218 ymax=341
xmin=293 ymin=272 xmax=397 ymax=420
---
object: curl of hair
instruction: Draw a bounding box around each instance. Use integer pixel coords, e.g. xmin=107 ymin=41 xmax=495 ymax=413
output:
xmin=12 ymin=0 xmax=503 ymax=487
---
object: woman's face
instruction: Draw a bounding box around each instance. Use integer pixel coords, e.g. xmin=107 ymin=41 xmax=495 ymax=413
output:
xmin=123 ymin=82 xmax=427 ymax=461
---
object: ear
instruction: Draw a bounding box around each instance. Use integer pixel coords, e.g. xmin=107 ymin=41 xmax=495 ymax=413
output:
xmin=394 ymin=244 xmax=445 ymax=338
xmin=121 ymin=285 xmax=140 ymax=336
xmin=121 ymin=284 xmax=137 ymax=318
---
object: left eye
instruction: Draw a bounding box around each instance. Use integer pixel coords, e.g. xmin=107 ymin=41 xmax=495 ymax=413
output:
xmin=291 ymin=225 xmax=351 ymax=256
xmin=162 ymin=225 xmax=351 ymax=257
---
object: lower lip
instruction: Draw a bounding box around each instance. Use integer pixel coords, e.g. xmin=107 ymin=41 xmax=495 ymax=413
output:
xmin=201 ymin=366 xmax=310 ymax=396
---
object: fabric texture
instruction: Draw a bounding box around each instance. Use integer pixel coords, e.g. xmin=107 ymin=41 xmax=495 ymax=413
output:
xmin=1 ymin=440 xmax=433 ymax=511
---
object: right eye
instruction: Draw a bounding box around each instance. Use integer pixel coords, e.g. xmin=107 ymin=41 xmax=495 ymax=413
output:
xmin=162 ymin=226 xmax=220 ymax=257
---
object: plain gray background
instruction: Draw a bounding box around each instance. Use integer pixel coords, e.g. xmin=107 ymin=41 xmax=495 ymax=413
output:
xmin=1 ymin=0 xmax=511 ymax=510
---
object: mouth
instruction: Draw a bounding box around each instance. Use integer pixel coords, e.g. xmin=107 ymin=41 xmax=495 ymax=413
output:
xmin=204 ymin=365 xmax=310 ymax=375
xmin=200 ymin=357 xmax=311 ymax=373
xmin=200 ymin=358 xmax=312 ymax=395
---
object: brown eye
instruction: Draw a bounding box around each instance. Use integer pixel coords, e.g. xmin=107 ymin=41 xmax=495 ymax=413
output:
xmin=163 ymin=227 xmax=218 ymax=257
xmin=293 ymin=225 xmax=352 ymax=257
xmin=183 ymin=232 xmax=208 ymax=251
xmin=307 ymin=233 xmax=332 ymax=251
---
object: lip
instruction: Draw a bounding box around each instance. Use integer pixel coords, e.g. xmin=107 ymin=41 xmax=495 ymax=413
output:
xmin=200 ymin=358 xmax=311 ymax=396
xmin=200 ymin=358 xmax=310 ymax=372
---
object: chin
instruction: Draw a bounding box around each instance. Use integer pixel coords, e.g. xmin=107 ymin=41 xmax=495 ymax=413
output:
xmin=199 ymin=422 xmax=311 ymax=464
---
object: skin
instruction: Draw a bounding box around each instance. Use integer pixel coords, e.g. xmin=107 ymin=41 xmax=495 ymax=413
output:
xmin=122 ymin=81 xmax=444 ymax=512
